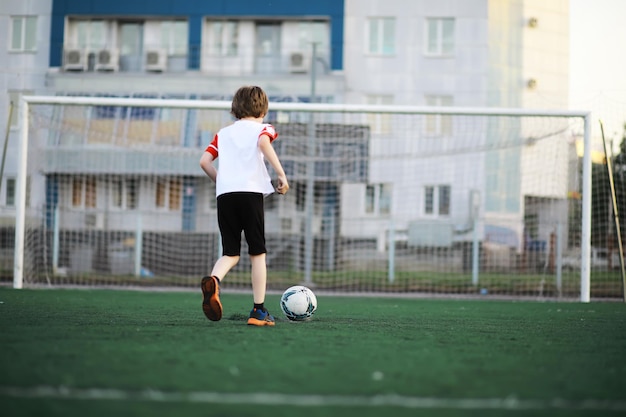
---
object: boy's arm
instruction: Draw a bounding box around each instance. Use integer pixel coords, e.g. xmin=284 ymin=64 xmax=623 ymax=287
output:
xmin=259 ymin=134 xmax=289 ymax=194
xmin=200 ymin=151 xmax=217 ymax=182
xmin=200 ymin=134 xmax=219 ymax=182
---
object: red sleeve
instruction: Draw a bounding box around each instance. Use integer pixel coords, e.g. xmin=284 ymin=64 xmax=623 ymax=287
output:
xmin=259 ymin=124 xmax=278 ymax=143
xmin=205 ymin=134 xmax=218 ymax=158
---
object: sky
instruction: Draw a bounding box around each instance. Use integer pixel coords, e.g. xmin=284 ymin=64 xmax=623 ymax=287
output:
xmin=570 ymin=0 xmax=626 ymax=143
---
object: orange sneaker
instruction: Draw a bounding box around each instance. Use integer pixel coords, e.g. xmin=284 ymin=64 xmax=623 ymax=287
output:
xmin=247 ymin=308 xmax=275 ymax=326
xmin=201 ymin=276 xmax=222 ymax=321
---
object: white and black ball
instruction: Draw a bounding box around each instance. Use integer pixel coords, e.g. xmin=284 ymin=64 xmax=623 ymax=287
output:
xmin=280 ymin=285 xmax=317 ymax=321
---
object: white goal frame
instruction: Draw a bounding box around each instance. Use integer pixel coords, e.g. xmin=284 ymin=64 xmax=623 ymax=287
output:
xmin=13 ymin=95 xmax=592 ymax=301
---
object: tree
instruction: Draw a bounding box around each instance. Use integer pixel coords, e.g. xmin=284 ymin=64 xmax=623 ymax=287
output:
xmin=604 ymin=123 xmax=626 ymax=253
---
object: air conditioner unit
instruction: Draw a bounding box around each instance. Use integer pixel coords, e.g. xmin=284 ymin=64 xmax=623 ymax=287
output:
xmin=145 ymin=49 xmax=167 ymax=72
xmin=289 ymin=51 xmax=308 ymax=73
xmin=95 ymin=48 xmax=119 ymax=72
xmin=63 ymin=48 xmax=87 ymax=71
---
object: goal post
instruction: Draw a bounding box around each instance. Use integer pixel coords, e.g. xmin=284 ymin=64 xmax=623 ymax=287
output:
xmin=13 ymin=98 xmax=26 ymax=289
xmin=13 ymin=95 xmax=597 ymax=301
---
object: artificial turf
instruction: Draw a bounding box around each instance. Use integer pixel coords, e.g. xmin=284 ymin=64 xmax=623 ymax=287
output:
xmin=0 ymin=287 xmax=625 ymax=417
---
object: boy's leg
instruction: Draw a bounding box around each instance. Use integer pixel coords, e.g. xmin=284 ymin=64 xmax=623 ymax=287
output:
xmin=201 ymin=255 xmax=240 ymax=321
xmin=241 ymin=193 xmax=267 ymax=304
xmin=247 ymin=253 xmax=275 ymax=326
xmin=250 ymin=253 xmax=267 ymax=304
xmin=211 ymin=255 xmax=240 ymax=279
xmin=236 ymin=193 xmax=273 ymax=326
xmin=203 ymin=193 xmax=242 ymax=322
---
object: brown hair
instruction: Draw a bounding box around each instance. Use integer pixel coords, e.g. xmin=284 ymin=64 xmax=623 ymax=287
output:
xmin=230 ymin=86 xmax=269 ymax=119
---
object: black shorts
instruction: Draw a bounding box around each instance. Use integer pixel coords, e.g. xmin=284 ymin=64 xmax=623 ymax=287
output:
xmin=217 ymin=192 xmax=266 ymax=256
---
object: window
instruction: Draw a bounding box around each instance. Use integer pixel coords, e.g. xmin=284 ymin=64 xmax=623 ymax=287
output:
xmin=424 ymin=185 xmax=451 ymax=216
xmin=255 ymin=22 xmax=281 ymax=74
xmin=110 ymin=177 xmax=137 ymax=210
xmin=155 ymin=179 xmax=166 ymax=208
xmin=5 ymin=178 xmax=16 ymax=207
xmin=366 ymin=95 xmax=393 ymax=134
xmin=425 ymin=18 xmax=455 ymax=56
xmin=168 ymin=178 xmax=181 ymax=210
xmin=524 ymin=213 xmax=539 ymax=240
xmin=207 ymin=21 xmax=239 ymax=56
xmin=365 ymin=183 xmax=392 ymax=215
xmin=161 ymin=20 xmax=188 ymax=55
xmin=208 ymin=184 xmax=217 ymax=210
xmin=10 ymin=16 xmax=37 ymax=52
xmin=8 ymin=90 xmax=33 ymax=129
xmin=295 ymin=182 xmax=306 ymax=212
xmin=112 ymin=179 xmax=123 ymax=207
xmin=438 ymin=185 xmax=450 ymax=215
xmin=72 ymin=178 xmax=82 ymax=207
xmin=365 ymin=185 xmax=375 ymax=213
xmin=126 ymin=179 xmax=138 ymax=209
xmin=72 ymin=176 xmax=97 ymax=209
xmin=367 ymin=18 xmax=395 ymax=55
xmin=298 ymin=21 xmax=330 ymax=53
xmin=73 ymin=20 xmax=106 ymax=49
xmin=424 ymin=186 xmax=434 ymax=214
xmin=199 ymin=180 xmax=217 ymax=211
xmin=155 ymin=177 xmax=181 ymax=210
xmin=425 ymin=95 xmax=453 ymax=136
xmin=85 ymin=177 xmax=96 ymax=208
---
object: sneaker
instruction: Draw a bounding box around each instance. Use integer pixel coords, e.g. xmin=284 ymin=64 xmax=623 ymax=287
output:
xmin=201 ymin=276 xmax=223 ymax=321
xmin=247 ymin=308 xmax=275 ymax=326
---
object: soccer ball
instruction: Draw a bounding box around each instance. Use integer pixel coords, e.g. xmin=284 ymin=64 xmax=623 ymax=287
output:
xmin=280 ymin=285 xmax=317 ymax=321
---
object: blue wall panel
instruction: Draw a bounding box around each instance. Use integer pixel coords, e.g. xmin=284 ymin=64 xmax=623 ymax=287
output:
xmin=50 ymin=0 xmax=344 ymax=71
xmin=45 ymin=175 xmax=59 ymax=229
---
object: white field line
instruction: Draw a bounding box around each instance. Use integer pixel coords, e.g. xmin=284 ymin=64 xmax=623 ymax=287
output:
xmin=1 ymin=386 xmax=626 ymax=412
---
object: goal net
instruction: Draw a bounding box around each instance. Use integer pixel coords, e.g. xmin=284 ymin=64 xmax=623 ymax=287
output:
xmin=13 ymin=96 xmax=609 ymax=300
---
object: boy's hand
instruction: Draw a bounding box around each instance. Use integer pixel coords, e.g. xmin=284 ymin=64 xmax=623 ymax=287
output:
xmin=276 ymin=176 xmax=289 ymax=194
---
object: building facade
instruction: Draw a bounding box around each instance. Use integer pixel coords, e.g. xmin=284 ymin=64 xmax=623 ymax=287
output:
xmin=2 ymin=0 xmax=572 ymax=274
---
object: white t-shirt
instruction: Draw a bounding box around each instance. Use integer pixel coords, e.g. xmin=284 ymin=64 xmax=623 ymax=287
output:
xmin=205 ymin=120 xmax=279 ymax=197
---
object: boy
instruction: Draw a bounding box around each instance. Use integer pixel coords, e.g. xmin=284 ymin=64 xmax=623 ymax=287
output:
xmin=199 ymin=86 xmax=289 ymax=326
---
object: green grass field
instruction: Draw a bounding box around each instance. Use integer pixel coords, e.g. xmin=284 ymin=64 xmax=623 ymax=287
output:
xmin=1 ymin=287 xmax=625 ymax=417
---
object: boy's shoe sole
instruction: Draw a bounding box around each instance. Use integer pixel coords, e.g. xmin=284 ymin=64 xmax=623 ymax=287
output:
xmin=247 ymin=317 xmax=276 ymax=326
xmin=247 ymin=308 xmax=275 ymax=326
xmin=201 ymin=276 xmax=222 ymax=321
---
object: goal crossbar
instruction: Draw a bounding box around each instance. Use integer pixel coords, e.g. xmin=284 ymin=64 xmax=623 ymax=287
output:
xmin=22 ymin=95 xmax=589 ymax=117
